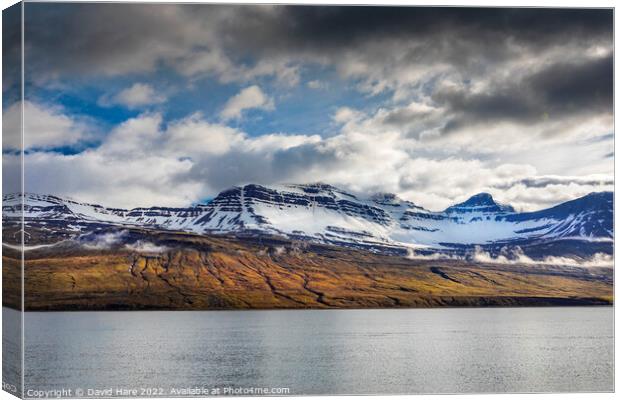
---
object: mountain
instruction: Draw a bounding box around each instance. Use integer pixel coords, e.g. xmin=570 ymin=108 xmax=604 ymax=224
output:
xmin=2 ymin=184 xmax=613 ymax=258
xmin=2 ymin=192 xmax=207 ymax=229
xmin=501 ymin=192 xmax=613 ymax=240
xmin=445 ymin=193 xmax=515 ymax=214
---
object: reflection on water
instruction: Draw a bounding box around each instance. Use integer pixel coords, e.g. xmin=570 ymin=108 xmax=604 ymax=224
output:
xmin=6 ymin=307 xmax=613 ymax=395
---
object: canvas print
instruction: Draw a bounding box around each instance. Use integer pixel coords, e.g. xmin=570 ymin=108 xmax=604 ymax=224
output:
xmin=2 ymin=2 xmax=614 ymax=397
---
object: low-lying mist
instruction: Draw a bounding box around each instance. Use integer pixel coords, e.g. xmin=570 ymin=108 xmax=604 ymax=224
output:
xmin=406 ymin=246 xmax=613 ymax=268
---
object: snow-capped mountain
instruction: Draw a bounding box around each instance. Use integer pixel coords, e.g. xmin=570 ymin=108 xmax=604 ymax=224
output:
xmin=444 ymin=192 xmax=515 ymax=214
xmin=2 ymin=184 xmax=613 ymax=255
xmin=2 ymin=192 xmax=207 ymax=229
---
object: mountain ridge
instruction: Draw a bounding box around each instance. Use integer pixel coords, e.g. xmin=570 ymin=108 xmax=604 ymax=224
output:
xmin=2 ymin=184 xmax=613 ymax=258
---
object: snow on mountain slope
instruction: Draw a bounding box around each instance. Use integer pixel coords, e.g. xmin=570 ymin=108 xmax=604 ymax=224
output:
xmin=3 ymin=185 xmax=613 ymax=251
xmin=3 ymin=193 xmax=207 ymax=230
xmin=188 ymin=184 xmax=396 ymax=248
xmin=501 ymin=192 xmax=613 ymax=241
xmin=3 ymin=193 xmax=126 ymax=223
xmin=186 ymin=184 xmax=607 ymax=249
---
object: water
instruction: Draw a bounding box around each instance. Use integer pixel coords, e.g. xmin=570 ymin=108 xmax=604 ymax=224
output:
xmin=4 ymin=307 xmax=614 ymax=396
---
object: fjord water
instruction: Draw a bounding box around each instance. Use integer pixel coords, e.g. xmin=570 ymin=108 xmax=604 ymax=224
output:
xmin=10 ymin=307 xmax=613 ymax=395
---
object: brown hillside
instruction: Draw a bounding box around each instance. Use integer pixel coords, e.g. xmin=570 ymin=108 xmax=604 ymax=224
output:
xmin=2 ymin=231 xmax=613 ymax=311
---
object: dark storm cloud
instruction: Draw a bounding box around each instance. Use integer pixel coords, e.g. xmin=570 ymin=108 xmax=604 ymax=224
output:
xmin=528 ymin=55 xmax=613 ymax=114
xmin=23 ymin=3 xmax=204 ymax=77
xmin=2 ymin=3 xmax=22 ymax=102
xmin=23 ymin=4 xmax=612 ymax=77
xmin=435 ymin=54 xmax=613 ymax=133
xmin=434 ymin=88 xmax=538 ymax=124
xmin=239 ymin=7 xmax=611 ymax=57
xmin=21 ymin=4 xmax=614 ymax=138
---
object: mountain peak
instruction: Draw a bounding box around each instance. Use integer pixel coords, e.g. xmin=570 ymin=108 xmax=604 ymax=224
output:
xmin=445 ymin=192 xmax=515 ymax=214
xmin=286 ymin=182 xmax=339 ymax=192
xmin=468 ymin=192 xmax=494 ymax=201
xmin=369 ymin=192 xmax=420 ymax=209
xmin=282 ymin=182 xmax=358 ymax=199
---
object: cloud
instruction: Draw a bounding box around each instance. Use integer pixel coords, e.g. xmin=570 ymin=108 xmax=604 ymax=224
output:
xmin=527 ymin=55 xmax=612 ymax=115
xmin=15 ymin=111 xmax=321 ymax=208
xmin=330 ymin=96 xmax=612 ymax=180
xmin=13 ymin=104 xmax=612 ymax=211
xmin=220 ymin=85 xmax=274 ymax=120
xmin=24 ymin=4 xmax=305 ymax=86
xmin=99 ymin=83 xmax=166 ymax=109
xmin=125 ymin=241 xmax=169 ymax=253
xmin=17 ymin=150 xmax=200 ymax=209
xmin=307 ymin=80 xmax=326 ymax=90
xmin=493 ymin=175 xmax=614 ymax=190
xmin=489 ymin=177 xmax=613 ymax=212
xmin=434 ymin=54 xmax=613 ymax=133
xmin=24 ymin=6 xmax=611 ymax=99
xmin=332 ymin=107 xmax=364 ymax=124
xmin=79 ymin=230 xmax=128 ymax=250
xmin=3 ymin=101 xmax=90 ymax=150
xmin=3 ymin=4 xmax=21 ymax=103
xmin=472 ymin=246 xmax=613 ymax=268
xmin=405 ymin=246 xmax=613 ymax=268
xmin=14 ymin=5 xmax=613 ymax=211
xmin=405 ymin=248 xmax=460 ymax=261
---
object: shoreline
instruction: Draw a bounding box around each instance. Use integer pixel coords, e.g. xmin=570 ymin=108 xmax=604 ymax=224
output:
xmin=4 ymin=298 xmax=613 ymax=313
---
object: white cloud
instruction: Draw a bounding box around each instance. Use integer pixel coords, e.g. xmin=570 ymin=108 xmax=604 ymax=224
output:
xmin=495 ymin=177 xmax=614 ymax=212
xmin=3 ymin=101 xmax=88 ymax=150
xmin=316 ymin=102 xmax=613 ymax=211
xmin=15 ymin=103 xmax=612 ymax=211
xmin=220 ymin=85 xmax=274 ymax=120
xmin=332 ymin=107 xmax=364 ymax=125
xmin=99 ymin=83 xmax=166 ymax=109
xmin=473 ymin=246 xmax=613 ymax=268
xmin=16 ymin=111 xmax=319 ymax=208
xmin=406 ymin=245 xmax=613 ymax=267
xmin=80 ymin=230 xmax=128 ymax=250
xmin=166 ymin=113 xmax=246 ymax=156
xmin=125 ymin=241 xmax=169 ymax=253
xmin=19 ymin=150 xmax=200 ymax=209
xmin=99 ymin=113 xmax=165 ymax=157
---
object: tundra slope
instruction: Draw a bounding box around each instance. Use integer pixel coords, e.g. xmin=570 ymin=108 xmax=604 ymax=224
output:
xmin=1 ymin=229 xmax=613 ymax=311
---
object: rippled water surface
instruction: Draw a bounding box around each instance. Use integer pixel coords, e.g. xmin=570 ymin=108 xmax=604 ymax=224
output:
xmin=3 ymin=307 xmax=613 ymax=395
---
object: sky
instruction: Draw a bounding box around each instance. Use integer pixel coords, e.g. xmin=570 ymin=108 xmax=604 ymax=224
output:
xmin=2 ymin=4 xmax=614 ymax=211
